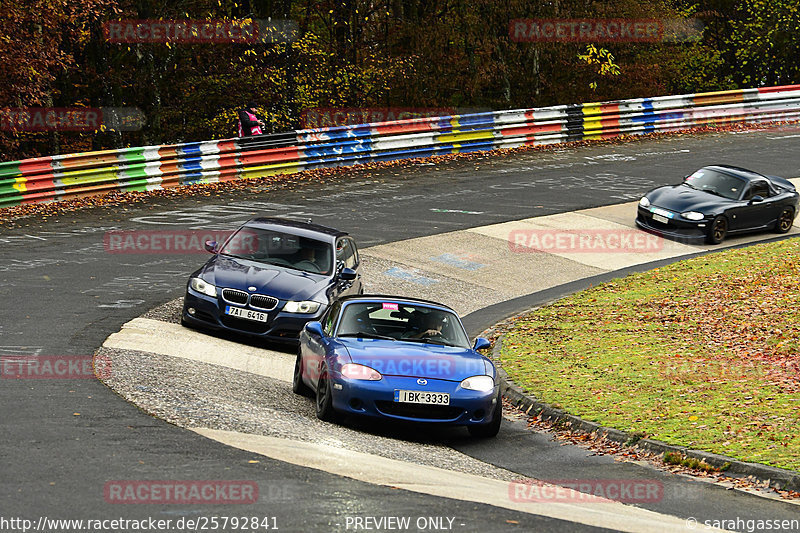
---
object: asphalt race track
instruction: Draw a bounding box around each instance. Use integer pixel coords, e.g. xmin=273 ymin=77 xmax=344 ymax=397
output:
xmin=3 ymin=128 xmax=800 ymax=532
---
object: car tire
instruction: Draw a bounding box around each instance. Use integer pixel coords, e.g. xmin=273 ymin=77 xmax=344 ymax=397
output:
xmin=292 ymin=351 xmax=313 ymax=398
xmin=468 ymin=393 xmax=502 ymax=438
xmin=775 ymin=207 xmax=795 ymax=234
xmin=315 ymin=364 xmax=338 ymax=422
xmin=706 ymin=216 xmax=727 ymax=244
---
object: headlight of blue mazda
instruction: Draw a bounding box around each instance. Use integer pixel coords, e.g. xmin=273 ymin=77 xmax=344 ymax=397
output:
xmin=284 ymin=301 xmax=321 ymax=314
xmin=460 ymin=375 xmax=495 ymax=392
xmin=639 ymin=197 xmax=650 ymax=208
xmin=189 ymin=277 xmax=217 ymax=297
xmin=681 ymin=211 xmax=705 ymax=221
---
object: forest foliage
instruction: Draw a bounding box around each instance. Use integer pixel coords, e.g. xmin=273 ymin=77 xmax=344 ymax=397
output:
xmin=1 ymin=0 xmax=797 ymax=161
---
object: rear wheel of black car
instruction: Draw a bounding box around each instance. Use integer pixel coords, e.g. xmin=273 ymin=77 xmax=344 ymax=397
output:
xmin=292 ymin=351 xmax=313 ymax=397
xmin=775 ymin=207 xmax=795 ymax=234
xmin=706 ymin=216 xmax=727 ymax=244
xmin=315 ymin=364 xmax=338 ymax=422
xmin=468 ymin=393 xmax=502 ymax=438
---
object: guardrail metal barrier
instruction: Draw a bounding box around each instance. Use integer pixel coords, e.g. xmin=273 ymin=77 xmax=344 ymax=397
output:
xmin=2 ymin=84 xmax=800 ymax=208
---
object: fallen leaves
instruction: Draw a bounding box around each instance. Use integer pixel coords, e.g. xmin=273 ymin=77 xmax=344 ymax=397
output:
xmin=498 ymin=238 xmax=800 ymax=472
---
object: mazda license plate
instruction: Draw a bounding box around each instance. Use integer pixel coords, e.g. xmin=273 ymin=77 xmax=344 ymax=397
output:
xmin=394 ymin=390 xmax=450 ymax=405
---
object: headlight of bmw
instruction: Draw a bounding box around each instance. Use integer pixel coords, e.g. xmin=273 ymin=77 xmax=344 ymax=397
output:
xmin=681 ymin=211 xmax=705 ymax=221
xmin=189 ymin=277 xmax=217 ymax=297
xmin=460 ymin=375 xmax=495 ymax=392
xmin=283 ymin=300 xmax=321 ymax=314
xmin=639 ymin=197 xmax=650 ymax=208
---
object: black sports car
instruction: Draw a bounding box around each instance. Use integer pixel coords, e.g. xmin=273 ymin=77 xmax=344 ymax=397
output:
xmin=636 ymin=165 xmax=798 ymax=244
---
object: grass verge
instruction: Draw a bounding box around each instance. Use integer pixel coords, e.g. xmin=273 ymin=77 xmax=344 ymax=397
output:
xmin=500 ymin=237 xmax=800 ymax=471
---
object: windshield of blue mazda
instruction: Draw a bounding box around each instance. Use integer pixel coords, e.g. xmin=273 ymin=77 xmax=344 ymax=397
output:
xmin=219 ymin=228 xmax=332 ymax=275
xmin=336 ymin=302 xmax=471 ymax=348
xmin=684 ymin=169 xmax=746 ymax=200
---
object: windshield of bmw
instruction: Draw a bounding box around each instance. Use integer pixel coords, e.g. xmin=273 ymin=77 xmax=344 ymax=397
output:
xmin=219 ymin=228 xmax=332 ymax=275
xmin=336 ymin=302 xmax=471 ymax=348
xmin=684 ymin=169 xmax=746 ymax=200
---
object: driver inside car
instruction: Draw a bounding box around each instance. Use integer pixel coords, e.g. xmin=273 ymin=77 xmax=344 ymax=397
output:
xmin=402 ymin=311 xmax=446 ymax=340
xmin=293 ymin=246 xmax=329 ymax=274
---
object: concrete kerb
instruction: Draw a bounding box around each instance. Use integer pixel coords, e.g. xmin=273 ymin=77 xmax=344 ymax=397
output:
xmin=491 ymin=339 xmax=800 ymax=493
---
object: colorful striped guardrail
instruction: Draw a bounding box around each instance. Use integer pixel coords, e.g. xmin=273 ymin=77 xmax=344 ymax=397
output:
xmin=3 ymin=84 xmax=800 ymax=209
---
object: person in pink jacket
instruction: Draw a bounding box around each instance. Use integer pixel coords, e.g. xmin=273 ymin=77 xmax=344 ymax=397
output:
xmin=237 ymin=101 xmax=266 ymax=136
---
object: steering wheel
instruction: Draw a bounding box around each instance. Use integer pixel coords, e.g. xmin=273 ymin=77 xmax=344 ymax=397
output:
xmin=295 ymin=260 xmax=321 ymax=273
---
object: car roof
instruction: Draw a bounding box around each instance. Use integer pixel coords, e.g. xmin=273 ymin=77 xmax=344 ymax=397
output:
xmin=704 ymin=165 xmax=767 ymax=182
xmin=336 ymin=294 xmax=459 ymax=313
xmin=242 ymin=217 xmax=349 ymax=240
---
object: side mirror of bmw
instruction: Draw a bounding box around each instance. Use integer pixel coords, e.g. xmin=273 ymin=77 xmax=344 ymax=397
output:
xmin=339 ymin=267 xmax=357 ymax=281
xmin=304 ymin=321 xmax=324 ymax=337
xmin=749 ymin=195 xmax=764 ymax=204
xmin=204 ymin=240 xmax=218 ymax=254
xmin=473 ymin=337 xmax=491 ymax=351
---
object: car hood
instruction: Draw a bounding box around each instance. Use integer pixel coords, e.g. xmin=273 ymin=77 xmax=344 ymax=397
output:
xmin=338 ymin=338 xmax=491 ymax=381
xmin=647 ymin=184 xmax=731 ymax=214
xmin=200 ymin=255 xmax=329 ymax=301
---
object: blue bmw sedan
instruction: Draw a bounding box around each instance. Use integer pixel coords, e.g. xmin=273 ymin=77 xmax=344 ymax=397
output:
xmin=294 ymin=295 xmax=501 ymax=438
xmin=181 ymin=217 xmax=363 ymax=344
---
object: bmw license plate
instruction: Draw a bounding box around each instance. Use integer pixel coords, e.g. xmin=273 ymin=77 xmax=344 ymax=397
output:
xmin=225 ymin=306 xmax=268 ymax=322
xmin=394 ymin=390 xmax=450 ymax=405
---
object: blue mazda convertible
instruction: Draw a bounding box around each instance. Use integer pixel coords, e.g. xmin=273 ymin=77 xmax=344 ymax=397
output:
xmin=182 ymin=217 xmax=363 ymax=344
xmin=294 ymin=295 xmax=502 ymax=437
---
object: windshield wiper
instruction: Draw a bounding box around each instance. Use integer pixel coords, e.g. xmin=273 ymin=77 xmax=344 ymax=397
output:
xmin=701 ymin=189 xmax=727 ymax=199
xmin=401 ymin=337 xmax=456 ymax=347
xmin=262 ymin=260 xmax=302 ymax=271
xmin=339 ymin=332 xmax=396 ymax=340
